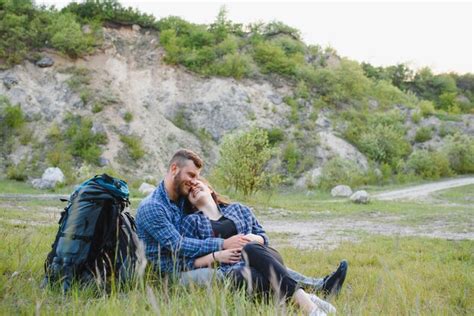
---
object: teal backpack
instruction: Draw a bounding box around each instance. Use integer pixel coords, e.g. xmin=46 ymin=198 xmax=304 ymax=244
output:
xmin=41 ymin=174 xmax=144 ymax=292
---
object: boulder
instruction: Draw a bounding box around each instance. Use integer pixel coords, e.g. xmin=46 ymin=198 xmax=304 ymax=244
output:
xmin=139 ymin=182 xmax=155 ymax=195
xmin=350 ymin=190 xmax=370 ymax=204
xmin=132 ymin=24 xmax=141 ymax=32
xmin=32 ymin=167 xmax=65 ymax=189
xmin=36 ymin=56 xmax=54 ymax=68
xmin=3 ymin=75 xmax=18 ymax=89
xmin=331 ymin=185 xmax=353 ymax=197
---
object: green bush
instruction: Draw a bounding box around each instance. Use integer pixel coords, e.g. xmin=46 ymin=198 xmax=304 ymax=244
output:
xmin=252 ymin=42 xmax=297 ymax=76
xmin=0 ymin=11 xmax=30 ymax=66
xmin=65 ymin=115 xmax=108 ymax=164
xmin=123 ymin=111 xmax=133 ymax=122
xmin=418 ymin=100 xmax=436 ymax=116
xmin=411 ymin=110 xmax=422 ymax=124
xmin=282 ymin=142 xmax=300 ymax=175
xmin=414 ymin=126 xmax=433 ymax=143
xmin=2 ymin=103 xmax=25 ymax=130
xmin=213 ymin=128 xmax=278 ymax=195
xmin=318 ymin=157 xmax=366 ymax=190
xmin=266 ymin=128 xmax=285 ymax=146
xmin=438 ymin=124 xmax=457 ymax=138
xmin=345 ymin=110 xmax=411 ymax=166
xmin=358 ymin=124 xmax=411 ymax=166
xmin=47 ymin=12 xmax=93 ymax=57
xmin=63 ymin=0 xmax=158 ymax=28
xmin=407 ymin=150 xmax=451 ymax=179
xmin=120 ymin=134 xmax=145 ymax=161
xmin=6 ymin=160 xmax=28 ymax=181
xmin=213 ymin=53 xmax=253 ymax=79
xmin=370 ymin=80 xmax=414 ymax=108
xmin=442 ymin=133 xmax=474 ymax=174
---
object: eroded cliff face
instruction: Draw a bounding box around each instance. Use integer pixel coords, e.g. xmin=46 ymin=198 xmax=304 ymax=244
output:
xmin=1 ymin=27 xmax=296 ymax=180
xmin=2 ymin=26 xmax=471 ymax=185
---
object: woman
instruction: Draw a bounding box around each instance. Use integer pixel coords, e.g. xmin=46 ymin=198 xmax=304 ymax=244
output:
xmin=181 ymin=179 xmax=336 ymax=316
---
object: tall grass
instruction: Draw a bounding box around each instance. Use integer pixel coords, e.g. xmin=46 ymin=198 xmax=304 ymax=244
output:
xmin=0 ymin=218 xmax=472 ymax=315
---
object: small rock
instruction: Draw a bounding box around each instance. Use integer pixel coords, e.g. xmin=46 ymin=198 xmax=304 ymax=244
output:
xmin=82 ymin=25 xmax=92 ymax=34
xmin=11 ymin=271 xmax=19 ymax=278
xmin=92 ymin=122 xmax=106 ymax=134
xmin=98 ymin=157 xmax=110 ymax=167
xmin=36 ymin=56 xmax=54 ymax=68
xmin=331 ymin=185 xmax=353 ymax=197
xmin=3 ymin=75 xmax=18 ymax=89
xmin=132 ymin=24 xmax=141 ymax=32
xmin=72 ymin=100 xmax=85 ymax=108
xmin=350 ymin=190 xmax=370 ymax=204
xmin=268 ymin=94 xmax=283 ymax=105
xmin=139 ymin=183 xmax=155 ymax=195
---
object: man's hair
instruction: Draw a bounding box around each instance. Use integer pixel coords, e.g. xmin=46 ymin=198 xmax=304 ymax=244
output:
xmin=169 ymin=149 xmax=203 ymax=169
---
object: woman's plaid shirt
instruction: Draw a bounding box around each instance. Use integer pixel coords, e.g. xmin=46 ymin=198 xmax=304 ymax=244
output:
xmin=180 ymin=203 xmax=269 ymax=274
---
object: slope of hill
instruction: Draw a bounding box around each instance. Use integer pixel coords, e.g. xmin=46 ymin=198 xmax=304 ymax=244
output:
xmin=0 ymin=1 xmax=473 ymax=189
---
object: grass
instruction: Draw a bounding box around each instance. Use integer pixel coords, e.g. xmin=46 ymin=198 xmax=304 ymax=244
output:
xmin=0 ymin=180 xmax=473 ymax=314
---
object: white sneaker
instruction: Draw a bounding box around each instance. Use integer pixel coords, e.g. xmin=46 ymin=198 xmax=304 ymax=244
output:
xmin=309 ymin=307 xmax=327 ymax=316
xmin=309 ymin=294 xmax=336 ymax=314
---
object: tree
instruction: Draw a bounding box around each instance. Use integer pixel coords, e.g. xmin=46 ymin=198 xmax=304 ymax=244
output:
xmin=213 ymin=128 xmax=277 ymax=195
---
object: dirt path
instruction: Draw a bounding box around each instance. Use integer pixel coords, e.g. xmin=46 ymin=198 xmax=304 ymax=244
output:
xmin=1 ymin=177 xmax=473 ymax=249
xmin=262 ymin=217 xmax=473 ymax=250
xmin=372 ymin=177 xmax=474 ymax=201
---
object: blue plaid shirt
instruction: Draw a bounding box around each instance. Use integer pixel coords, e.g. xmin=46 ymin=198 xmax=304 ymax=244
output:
xmin=181 ymin=203 xmax=269 ymax=274
xmin=136 ymin=181 xmax=224 ymax=273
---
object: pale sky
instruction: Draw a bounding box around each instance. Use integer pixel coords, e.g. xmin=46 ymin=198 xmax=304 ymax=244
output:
xmin=39 ymin=0 xmax=473 ymax=74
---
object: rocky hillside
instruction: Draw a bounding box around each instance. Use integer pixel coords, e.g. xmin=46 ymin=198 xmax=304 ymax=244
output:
xmin=1 ymin=16 xmax=473 ymax=189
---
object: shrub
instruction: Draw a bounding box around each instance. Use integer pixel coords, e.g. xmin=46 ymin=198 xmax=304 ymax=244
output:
xmin=213 ymin=53 xmax=253 ymax=79
xmin=407 ymin=150 xmax=451 ymax=179
xmin=414 ymin=126 xmax=433 ymax=143
xmin=442 ymin=133 xmax=474 ymax=174
xmin=47 ymin=12 xmax=93 ymax=57
xmin=282 ymin=142 xmax=300 ymax=175
xmin=418 ymin=100 xmax=436 ymax=116
xmin=411 ymin=110 xmax=422 ymax=124
xmin=438 ymin=124 xmax=457 ymax=138
xmin=92 ymin=102 xmax=103 ymax=113
xmin=123 ymin=111 xmax=133 ymax=122
xmin=358 ymin=124 xmax=411 ymax=166
xmin=318 ymin=157 xmax=366 ymax=190
xmin=3 ymin=104 xmax=25 ymax=130
xmin=266 ymin=128 xmax=285 ymax=146
xmin=213 ymin=128 xmax=277 ymax=195
xmin=6 ymin=160 xmax=28 ymax=181
xmin=65 ymin=115 xmax=108 ymax=164
xmin=120 ymin=134 xmax=145 ymax=161
xmin=253 ymin=42 xmax=297 ymax=76
xmin=370 ymin=80 xmax=414 ymax=108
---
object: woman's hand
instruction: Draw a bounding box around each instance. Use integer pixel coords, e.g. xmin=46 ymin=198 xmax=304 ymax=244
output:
xmin=215 ymin=248 xmax=241 ymax=264
xmin=244 ymin=233 xmax=264 ymax=244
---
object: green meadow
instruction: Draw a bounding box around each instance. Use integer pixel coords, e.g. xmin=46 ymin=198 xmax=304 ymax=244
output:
xmin=0 ymin=181 xmax=473 ymax=315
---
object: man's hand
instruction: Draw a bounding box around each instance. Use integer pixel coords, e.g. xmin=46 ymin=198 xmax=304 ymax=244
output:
xmin=244 ymin=233 xmax=264 ymax=244
xmin=215 ymin=248 xmax=241 ymax=264
xmin=223 ymin=234 xmax=251 ymax=250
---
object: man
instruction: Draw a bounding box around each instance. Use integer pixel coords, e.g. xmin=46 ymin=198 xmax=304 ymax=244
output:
xmin=136 ymin=149 xmax=347 ymax=295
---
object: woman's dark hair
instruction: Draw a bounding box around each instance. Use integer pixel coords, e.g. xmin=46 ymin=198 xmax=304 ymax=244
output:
xmin=183 ymin=177 xmax=230 ymax=214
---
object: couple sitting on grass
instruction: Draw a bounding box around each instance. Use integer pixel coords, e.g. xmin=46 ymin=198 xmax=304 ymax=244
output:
xmin=136 ymin=149 xmax=348 ymax=316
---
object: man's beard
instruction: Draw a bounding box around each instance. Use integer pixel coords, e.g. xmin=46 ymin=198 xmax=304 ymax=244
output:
xmin=173 ymin=171 xmax=189 ymax=198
